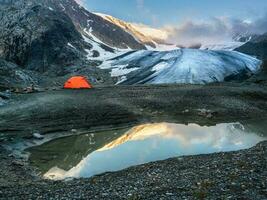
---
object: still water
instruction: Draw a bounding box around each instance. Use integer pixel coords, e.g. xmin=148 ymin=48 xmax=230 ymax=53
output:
xmin=27 ymin=122 xmax=266 ymax=180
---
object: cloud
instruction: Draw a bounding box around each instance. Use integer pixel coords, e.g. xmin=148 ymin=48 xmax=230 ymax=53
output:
xmin=246 ymin=12 xmax=267 ymax=34
xmin=163 ymin=13 xmax=267 ymax=47
xmin=164 ymin=17 xmax=233 ymax=46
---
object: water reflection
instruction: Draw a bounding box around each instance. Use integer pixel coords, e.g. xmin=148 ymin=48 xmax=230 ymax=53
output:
xmin=29 ymin=123 xmax=265 ymax=180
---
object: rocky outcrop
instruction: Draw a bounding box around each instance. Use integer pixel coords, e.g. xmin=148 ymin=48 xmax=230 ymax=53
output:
xmin=0 ymin=4 xmax=89 ymax=73
xmin=235 ymin=33 xmax=267 ymax=60
xmin=0 ymin=59 xmax=39 ymax=90
xmin=235 ymin=33 xmax=267 ymax=85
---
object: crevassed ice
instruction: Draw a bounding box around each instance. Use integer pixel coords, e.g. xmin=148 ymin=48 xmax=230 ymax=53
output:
xmin=99 ymin=48 xmax=262 ymax=85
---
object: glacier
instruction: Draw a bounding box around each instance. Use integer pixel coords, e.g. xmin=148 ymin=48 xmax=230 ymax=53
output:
xmin=99 ymin=48 xmax=262 ymax=85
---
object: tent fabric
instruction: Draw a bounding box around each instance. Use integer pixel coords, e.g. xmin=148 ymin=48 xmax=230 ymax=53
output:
xmin=64 ymin=76 xmax=92 ymax=89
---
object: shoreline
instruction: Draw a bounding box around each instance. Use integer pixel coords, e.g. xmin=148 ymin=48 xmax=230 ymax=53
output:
xmin=0 ymin=140 xmax=266 ymax=199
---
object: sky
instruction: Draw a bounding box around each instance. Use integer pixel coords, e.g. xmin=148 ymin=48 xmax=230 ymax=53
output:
xmin=81 ymin=0 xmax=267 ymax=27
xmin=77 ymin=0 xmax=267 ymax=46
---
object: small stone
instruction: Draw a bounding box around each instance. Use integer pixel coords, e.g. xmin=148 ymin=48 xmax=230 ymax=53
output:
xmin=12 ymin=160 xmax=24 ymax=166
xmin=33 ymin=133 xmax=44 ymax=140
xmin=71 ymin=129 xmax=77 ymax=133
xmin=166 ymin=192 xmax=173 ymax=196
xmin=206 ymin=113 xmax=213 ymax=118
xmin=182 ymin=109 xmax=189 ymax=113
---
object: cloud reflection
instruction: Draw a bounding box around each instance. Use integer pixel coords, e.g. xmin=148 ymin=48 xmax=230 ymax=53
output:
xmin=44 ymin=123 xmax=265 ymax=180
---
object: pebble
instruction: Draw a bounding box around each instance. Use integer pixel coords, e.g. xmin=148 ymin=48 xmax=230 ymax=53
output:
xmin=33 ymin=133 xmax=44 ymax=140
xmin=11 ymin=160 xmax=24 ymax=166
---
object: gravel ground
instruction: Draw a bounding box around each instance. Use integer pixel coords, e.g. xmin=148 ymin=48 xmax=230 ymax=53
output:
xmin=0 ymin=141 xmax=266 ymax=199
xmin=0 ymin=83 xmax=267 ymax=199
xmin=1 ymin=83 xmax=267 ymax=140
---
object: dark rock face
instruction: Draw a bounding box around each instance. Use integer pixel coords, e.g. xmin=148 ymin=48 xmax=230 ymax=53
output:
xmin=235 ymin=33 xmax=267 ymax=60
xmin=0 ymin=4 xmax=88 ymax=73
xmin=0 ymin=59 xmax=39 ymax=90
xmin=235 ymin=33 xmax=267 ymax=85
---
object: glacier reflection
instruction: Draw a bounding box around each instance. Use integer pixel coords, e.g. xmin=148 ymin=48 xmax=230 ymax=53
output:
xmin=43 ymin=123 xmax=265 ymax=180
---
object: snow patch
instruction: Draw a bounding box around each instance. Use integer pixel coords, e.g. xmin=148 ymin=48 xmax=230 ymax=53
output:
xmin=83 ymin=27 xmax=133 ymax=61
xmin=67 ymin=43 xmax=76 ymax=50
xmin=83 ymin=34 xmax=116 ymax=60
xmin=110 ymin=66 xmax=139 ymax=77
xmin=59 ymin=3 xmax=65 ymax=11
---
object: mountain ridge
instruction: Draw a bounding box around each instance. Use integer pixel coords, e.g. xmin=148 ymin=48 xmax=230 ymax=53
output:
xmin=95 ymin=13 xmax=172 ymax=49
xmin=0 ymin=0 xmax=265 ymax=90
xmin=0 ymin=0 xmax=148 ymax=88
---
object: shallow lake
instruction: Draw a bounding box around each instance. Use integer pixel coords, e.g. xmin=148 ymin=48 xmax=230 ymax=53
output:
xmin=27 ymin=122 xmax=266 ymax=180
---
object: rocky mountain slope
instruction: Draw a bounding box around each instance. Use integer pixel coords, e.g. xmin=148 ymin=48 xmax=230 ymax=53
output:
xmin=0 ymin=3 xmax=87 ymax=72
xmin=0 ymin=0 xmax=264 ymax=90
xmin=235 ymin=32 xmax=267 ymax=84
xmin=0 ymin=0 xmax=148 ymax=89
xmin=236 ymin=32 xmax=267 ymax=60
xmin=37 ymin=0 xmax=146 ymax=50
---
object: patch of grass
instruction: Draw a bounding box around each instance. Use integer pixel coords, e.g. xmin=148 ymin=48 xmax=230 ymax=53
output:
xmin=193 ymin=190 xmax=208 ymax=200
xmin=200 ymin=179 xmax=215 ymax=189
xmin=241 ymin=91 xmax=267 ymax=100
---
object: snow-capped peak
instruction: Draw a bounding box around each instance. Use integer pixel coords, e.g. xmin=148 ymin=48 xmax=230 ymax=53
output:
xmin=95 ymin=12 xmax=172 ymax=49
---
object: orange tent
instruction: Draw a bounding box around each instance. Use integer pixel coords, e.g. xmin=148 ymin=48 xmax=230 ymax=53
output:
xmin=64 ymin=76 xmax=92 ymax=89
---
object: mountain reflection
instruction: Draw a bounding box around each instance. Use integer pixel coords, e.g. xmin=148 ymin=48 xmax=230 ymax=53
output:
xmin=40 ymin=123 xmax=264 ymax=180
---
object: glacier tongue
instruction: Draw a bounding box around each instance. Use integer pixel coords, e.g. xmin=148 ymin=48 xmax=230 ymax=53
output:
xmin=99 ymin=48 xmax=262 ymax=85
